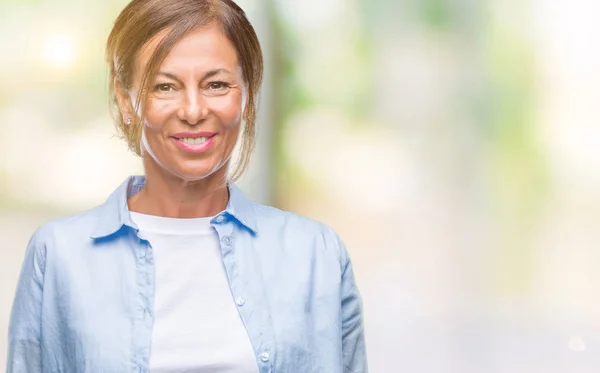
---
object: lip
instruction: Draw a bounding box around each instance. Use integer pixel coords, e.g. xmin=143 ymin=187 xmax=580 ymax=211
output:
xmin=171 ymin=132 xmax=216 ymax=153
xmin=171 ymin=132 xmax=216 ymax=139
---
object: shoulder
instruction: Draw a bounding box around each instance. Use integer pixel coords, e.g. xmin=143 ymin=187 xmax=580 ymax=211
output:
xmin=27 ymin=204 xmax=105 ymax=250
xmin=252 ymin=203 xmax=335 ymax=238
xmin=250 ymin=203 xmax=349 ymax=265
xmin=20 ymin=206 xmax=103 ymax=275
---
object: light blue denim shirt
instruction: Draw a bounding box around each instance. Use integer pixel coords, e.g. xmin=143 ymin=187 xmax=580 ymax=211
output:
xmin=7 ymin=176 xmax=367 ymax=373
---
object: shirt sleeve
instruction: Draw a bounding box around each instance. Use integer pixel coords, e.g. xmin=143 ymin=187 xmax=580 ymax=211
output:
xmin=337 ymin=235 xmax=369 ymax=373
xmin=7 ymin=231 xmax=46 ymax=373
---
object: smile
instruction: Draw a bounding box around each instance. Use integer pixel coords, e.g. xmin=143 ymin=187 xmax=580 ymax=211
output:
xmin=180 ymin=137 xmax=209 ymax=145
xmin=171 ymin=135 xmax=216 ymax=153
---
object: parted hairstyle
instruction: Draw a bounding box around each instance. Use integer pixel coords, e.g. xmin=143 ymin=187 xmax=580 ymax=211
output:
xmin=106 ymin=0 xmax=263 ymax=181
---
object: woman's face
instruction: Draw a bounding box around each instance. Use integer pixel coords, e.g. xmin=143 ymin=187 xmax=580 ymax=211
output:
xmin=119 ymin=23 xmax=245 ymax=183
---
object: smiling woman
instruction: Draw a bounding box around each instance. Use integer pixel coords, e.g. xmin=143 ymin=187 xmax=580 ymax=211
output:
xmin=6 ymin=0 xmax=367 ymax=372
xmin=107 ymin=0 xmax=262 ymax=185
xmin=117 ymin=24 xmax=248 ymax=216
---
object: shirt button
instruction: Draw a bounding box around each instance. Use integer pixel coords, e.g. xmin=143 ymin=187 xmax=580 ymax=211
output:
xmin=260 ymin=352 xmax=270 ymax=362
xmin=215 ymin=215 xmax=225 ymax=223
xmin=221 ymin=236 xmax=233 ymax=246
xmin=235 ymin=297 xmax=245 ymax=306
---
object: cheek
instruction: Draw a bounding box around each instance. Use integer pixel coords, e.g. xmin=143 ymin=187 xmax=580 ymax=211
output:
xmin=144 ymin=99 xmax=175 ymax=129
xmin=141 ymin=101 xmax=172 ymax=158
xmin=210 ymin=94 xmax=243 ymax=128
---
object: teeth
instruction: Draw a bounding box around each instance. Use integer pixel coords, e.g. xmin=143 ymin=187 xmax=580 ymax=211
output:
xmin=181 ymin=137 xmax=208 ymax=145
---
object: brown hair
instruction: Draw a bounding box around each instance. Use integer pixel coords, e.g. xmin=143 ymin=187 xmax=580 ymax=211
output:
xmin=106 ymin=0 xmax=263 ymax=181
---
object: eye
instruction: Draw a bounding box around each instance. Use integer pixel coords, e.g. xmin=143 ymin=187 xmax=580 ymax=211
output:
xmin=154 ymin=83 xmax=174 ymax=92
xmin=207 ymin=81 xmax=229 ymax=91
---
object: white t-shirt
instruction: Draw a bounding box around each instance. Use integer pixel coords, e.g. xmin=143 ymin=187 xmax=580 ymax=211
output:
xmin=130 ymin=212 xmax=259 ymax=373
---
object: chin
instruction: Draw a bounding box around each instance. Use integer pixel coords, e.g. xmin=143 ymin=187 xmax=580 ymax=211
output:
xmin=172 ymin=163 xmax=225 ymax=183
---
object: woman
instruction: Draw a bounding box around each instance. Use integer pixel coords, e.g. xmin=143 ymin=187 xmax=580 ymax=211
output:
xmin=7 ymin=0 xmax=367 ymax=372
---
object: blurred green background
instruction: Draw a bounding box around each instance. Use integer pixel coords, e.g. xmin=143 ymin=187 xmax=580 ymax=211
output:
xmin=2 ymin=0 xmax=600 ymax=371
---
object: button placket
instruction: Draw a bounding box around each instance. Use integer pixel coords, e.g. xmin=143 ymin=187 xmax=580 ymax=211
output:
xmin=137 ymin=237 xmax=151 ymax=262
xmin=131 ymin=234 xmax=155 ymax=372
xmin=221 ymin=235 xmax=233 ymax=247
xmin=260 ymin=352 xmax=270 ymax=362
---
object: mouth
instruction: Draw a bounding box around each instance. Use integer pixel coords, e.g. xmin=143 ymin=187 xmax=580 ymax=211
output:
xmin=178 ymin=136 xmax=211 ymax=145
xmin=171 ymin=133 xmax=217 ymax=153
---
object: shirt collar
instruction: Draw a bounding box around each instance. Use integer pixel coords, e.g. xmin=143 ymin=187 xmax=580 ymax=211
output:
xmin=90 ymin=175 xmax=257 ymax=239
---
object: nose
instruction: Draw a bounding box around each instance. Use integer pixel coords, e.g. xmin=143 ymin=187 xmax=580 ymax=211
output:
xmin=177 ymin=90 xmax=209 ymax=125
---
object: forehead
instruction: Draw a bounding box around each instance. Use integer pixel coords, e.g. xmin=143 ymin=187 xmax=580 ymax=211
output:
xmin=137 ymin=22 xmax=239 ymax=75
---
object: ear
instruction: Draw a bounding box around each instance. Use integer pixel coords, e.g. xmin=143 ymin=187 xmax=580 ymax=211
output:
xmin=114 ymin=77 xmax=134 ymax=123
xmin=241 ymin=83 xmax=249 ymax=120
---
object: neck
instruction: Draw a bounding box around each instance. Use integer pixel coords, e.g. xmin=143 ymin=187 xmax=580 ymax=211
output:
xmin=128 ymin=158 xmax=230 ymax=219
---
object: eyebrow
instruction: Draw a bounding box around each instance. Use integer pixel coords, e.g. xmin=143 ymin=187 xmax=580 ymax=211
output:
xmin=157 ymin=68 xmax=232 ymax=82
